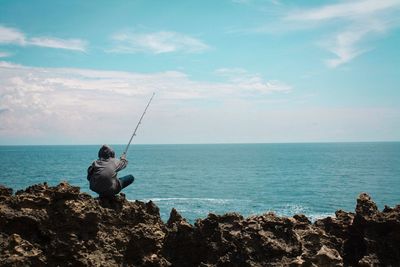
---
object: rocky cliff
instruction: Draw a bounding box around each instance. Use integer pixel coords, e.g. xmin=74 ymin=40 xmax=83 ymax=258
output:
xmin=0 ymin=182 xmax=399 ymax=266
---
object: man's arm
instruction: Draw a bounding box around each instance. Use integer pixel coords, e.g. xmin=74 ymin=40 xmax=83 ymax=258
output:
xmin=115 ymin=154 xmax=128 ymax=172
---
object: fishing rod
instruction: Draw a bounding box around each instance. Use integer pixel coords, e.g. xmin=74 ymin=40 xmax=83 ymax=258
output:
xmin=122 ymin=92 xmax=155 ymax=157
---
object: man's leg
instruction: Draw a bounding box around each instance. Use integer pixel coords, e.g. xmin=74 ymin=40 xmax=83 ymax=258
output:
xmin=119 ymin=174 xmax=134 ymax=190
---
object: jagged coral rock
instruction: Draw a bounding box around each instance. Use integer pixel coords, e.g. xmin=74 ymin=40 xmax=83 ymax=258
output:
xmin=0 ymin=182 xmax=167 ymax=266
xmin=1 ymin=183 xmax=399 ymax=266
xmin=314 ymin=245 xmax=343 ymax=267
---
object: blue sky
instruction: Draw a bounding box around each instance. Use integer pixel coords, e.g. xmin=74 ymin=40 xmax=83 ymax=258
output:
xmin=0 ymin=0 xmax=399 ymax=145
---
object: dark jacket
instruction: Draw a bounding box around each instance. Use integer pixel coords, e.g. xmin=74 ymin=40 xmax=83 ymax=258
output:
xmin=87 ymin=145 xmax=128 ymax=196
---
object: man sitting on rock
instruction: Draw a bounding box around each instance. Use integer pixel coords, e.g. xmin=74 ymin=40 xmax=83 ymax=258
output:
xmin=87 ymin=145 xmax=134 ymax=198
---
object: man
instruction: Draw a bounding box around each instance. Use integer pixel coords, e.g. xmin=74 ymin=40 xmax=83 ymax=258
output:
xmin=87 ymin=144 xmax=134 ymax=197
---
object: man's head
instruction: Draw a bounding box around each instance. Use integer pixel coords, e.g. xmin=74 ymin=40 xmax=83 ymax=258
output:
xmin=98 ymin=144 xmax=115 ymax=159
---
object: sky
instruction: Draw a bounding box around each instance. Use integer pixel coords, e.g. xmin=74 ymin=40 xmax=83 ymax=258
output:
xmin=0 ymin=0 xmax=399 ymax=145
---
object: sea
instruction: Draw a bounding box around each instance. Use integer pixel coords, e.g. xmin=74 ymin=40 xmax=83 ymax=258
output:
xmin=1 ymin=142 xmax=399 ymax=223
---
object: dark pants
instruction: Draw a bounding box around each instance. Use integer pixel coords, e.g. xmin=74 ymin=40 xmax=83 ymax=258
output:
xmin=98 ymin=175 xmax=134 ymax=198
xmin=119 ymin=175 xmax=134 ymax=191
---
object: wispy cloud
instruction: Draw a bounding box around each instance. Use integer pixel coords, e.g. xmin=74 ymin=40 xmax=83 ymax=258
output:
xmin=29 ymin=37 xmax=87 ymax=52
xmin=0 ymin=25 xmax=87 ymax=51
xmin=286 ymin=0 xmax=400 ymax=21
xmin=285 ymin=0 xmax=400 ymax=67
xmin=0 ymin=26 xmax=26 ymax=44
xmin=0 ymin=51 xmax=12 ymax=58
xmin=109 ymin=30 xmax=209 ymax=54
xmin=0 ymin=62 xmax=290 ymax=142
xmin=323 ymin=22 xmax=382 ymax=68
xmin=215 ymin=68 xmax=291 ymax=93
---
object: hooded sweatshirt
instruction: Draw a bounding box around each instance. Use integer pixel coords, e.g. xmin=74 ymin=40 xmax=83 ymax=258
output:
xmin=87 ymin=145 xmax=128 ymax=196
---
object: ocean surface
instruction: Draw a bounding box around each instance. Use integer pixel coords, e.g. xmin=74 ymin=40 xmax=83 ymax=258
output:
xmin=1 ymin=143 xmax=399 ymax=222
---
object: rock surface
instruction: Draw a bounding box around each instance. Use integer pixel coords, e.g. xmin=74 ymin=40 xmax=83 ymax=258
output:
xmin=0 ymin=182 xmax=399 ymax=266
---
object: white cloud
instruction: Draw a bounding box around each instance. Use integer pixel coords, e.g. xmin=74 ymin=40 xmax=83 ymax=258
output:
xmin=29 ymin=37 xmax=87 ymax=52
xmin=0 ymin=51 xmax=12 ymax=58
xmin=215 ymin=68 xmax=291 ymax=93
xmin=285 ymin=0 xmax=400 ymax=67
xmin=0 ymin=62 xmax=290 ymax=143
xmin=1 ymin=62 xmax=398 ymax=144
xmin=0 ymin=26 xmax=26 ymax=45
xmin=324 ymin=25 xmax=373 ymax=68
xmin=0 ymin=25 xmax=87 ymax=51
xmin=286 ymin=0 xmax=400 ymax=21
xmin=110 ymin=31 xmax=209 ymax=54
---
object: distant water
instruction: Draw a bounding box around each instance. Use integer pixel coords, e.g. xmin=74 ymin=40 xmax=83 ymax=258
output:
xmin=1 ymin=143 xmax=399 ymax=222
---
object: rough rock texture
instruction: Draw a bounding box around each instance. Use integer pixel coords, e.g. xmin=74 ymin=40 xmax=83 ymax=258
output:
xmin=1 ymin=182 xmax=399 ymax=266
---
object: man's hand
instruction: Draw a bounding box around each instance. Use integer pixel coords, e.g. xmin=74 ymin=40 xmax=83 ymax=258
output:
xmin=120 ymin=152 xmax=127 ymax=160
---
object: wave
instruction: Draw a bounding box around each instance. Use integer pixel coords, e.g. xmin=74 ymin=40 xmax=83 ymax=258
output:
xmin=307 ymin=213 xmax=336 ymax=222
xmin=132 ymin=198 xmax=336 ymax=222
xmin=137 ymin=197 xmax=250 ymax=204
xmin=271 ymin=204 xmax=335 ymax=222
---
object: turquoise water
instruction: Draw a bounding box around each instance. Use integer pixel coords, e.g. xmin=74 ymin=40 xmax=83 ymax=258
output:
xmin=1 ymin=143 xmax=399 ymax=222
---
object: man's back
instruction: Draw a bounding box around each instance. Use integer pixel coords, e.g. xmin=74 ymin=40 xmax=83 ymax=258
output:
xmin=88 ymin=158 xmax=121 ymax=194
xmin=87 ymin=145 xmax=128 ymax=196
